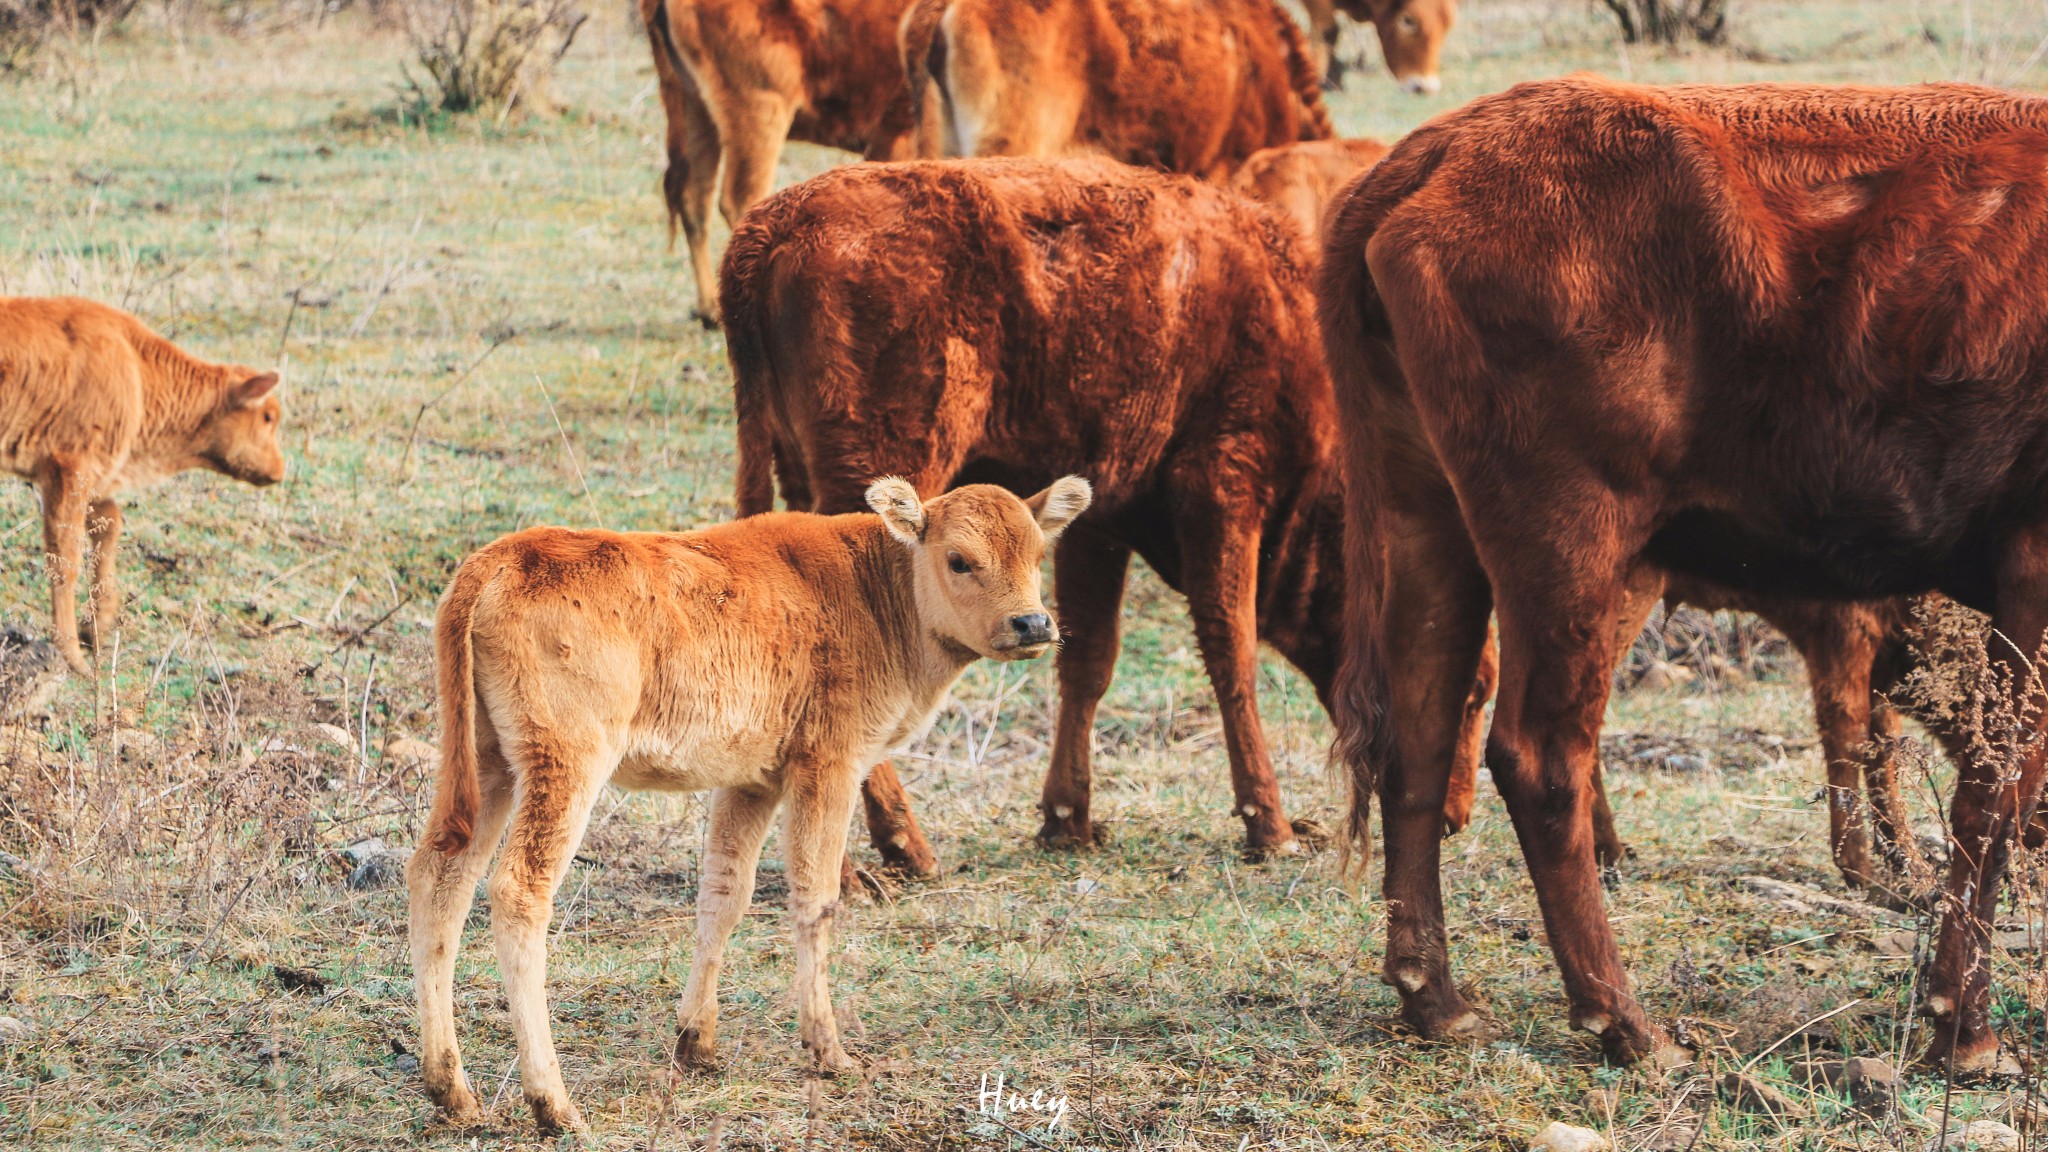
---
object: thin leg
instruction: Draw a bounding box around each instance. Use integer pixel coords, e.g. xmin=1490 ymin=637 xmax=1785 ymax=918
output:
xmin=1177 ymin=510 xmax=1298 ymax=855
xmin=408 ymin=747 xmax=515 ymax=1122
xmin=1440 ymin=620 xmax=1497 ymax=836
xmin=1791 ymin=605 xmax=1883 ymax=889
xmin=489 ymin=746 xmax=610 ymax=1133
xmin=674 ymin=85 xmax=722 ymax=327
xmin=1038 ymin=525 xmax=1132 ymax=847
xmin=674 ymin=784 xmax=783 ymax=1068
xmin=85 ymin=498 xmax=121 ymax=656
xmin=717 ymin=92 xmax=795 ymax=231
xmin=1923 ymin=531 xmax=2048 ymax=1072
xmin=1865 ymin=701 xmax=1927 ymax=877
xmin=1589 ymin=567 xmax=1665 ymax=866
xmin=782 ymin=761 xmax=862 ymax=1072
xmin=861 ymin=760 xmax=937 ymax=877
xmin=35 ymin=462 xmax=92 ymax=675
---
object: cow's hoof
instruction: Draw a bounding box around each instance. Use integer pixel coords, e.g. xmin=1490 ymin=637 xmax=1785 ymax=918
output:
xmin=875 ymin=835 xmax=938 ymax=880
xmin=1036 ymin=816 xmax=1099 ymax=850
xmin=1392 ymin=973 xmax=1487 ymax=1041
xmin=1288 ymin=819 xmax=1330 ymax=849
xmin=673 ymin=1026 xmax=719 ymax=1072
xmin=1917 ymin=1022 xmax=2007 ymax=1078
xmin=810 ymin=1044 xmax=860 ymax=1077
xmin=1575 ymin=1011 xmax=1667 ymax=1066
xmin=528 ymin=1094 xmax=586 ymax=1136
xmin=1593 ymin=838 xmax=1633 ymax=868
xmin=1241 ymin=834 xmax=1301 ymax=863
xmin=692 ymin=308 xmax=721 ymax=330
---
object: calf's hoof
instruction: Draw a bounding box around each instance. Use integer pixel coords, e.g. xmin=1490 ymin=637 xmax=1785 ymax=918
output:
xmin=1390 ymin=968 xmax=1491 ymax=1042
xmin=692 ymin=307 xmax=721 ymax=330
xmin=528 ymin=1094 xmax=586 ymax=1136
xmin=674 ymin=1025 xmax=719 ymax=1072
xmin=810 ymin=1044 xmax=860 ymax=1077
xmin=1917 ymin=1007 xmax=2007 ymax=1077
xmin=1593 ymin=837 xmax=1632 ymax=868
xmin=426 ymin=1083 xmax=484 ymax=1127
xmin=1036 ymin=810 xmax=1101 ymax=850
xmin=1574 ymin=1010 xmax=1668 ymax=1066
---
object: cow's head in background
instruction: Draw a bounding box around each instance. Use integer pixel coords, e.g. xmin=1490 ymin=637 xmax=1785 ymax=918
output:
xmin=1342 ymin=0 xmax=1456 ymax=95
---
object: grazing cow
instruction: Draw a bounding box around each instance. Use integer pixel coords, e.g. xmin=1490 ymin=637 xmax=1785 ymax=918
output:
xmin=1230 ymin=137 xmax=1391 ymax=249
xmin=638 ymin=0 xmax=925 ymax=325
xmin=0 ymin=297 xmax=284 ymax=676
xmin=408 ymin=477 xmax=1090 ymax=1133
xmin=883 ymin=0 xmax=1333 ymax=179
xmin=1299 ymin=0 xmax=1456 ymax=93
xmin=722 ymin=157 xmax=1495 ymax=858
xmin=1322 ymin=76 xmax=2048 ymax=1069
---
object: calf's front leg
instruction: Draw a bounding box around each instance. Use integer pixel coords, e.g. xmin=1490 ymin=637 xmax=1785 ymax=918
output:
xmin=674 ymin=784 xmax=782 ymax=1069
xmin=783 ymin=760 xmax=862 ymax=1073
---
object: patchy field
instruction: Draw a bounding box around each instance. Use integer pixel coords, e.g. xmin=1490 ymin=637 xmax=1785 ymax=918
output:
xmin=1 ymin=2 xmax=2047 ymax=1149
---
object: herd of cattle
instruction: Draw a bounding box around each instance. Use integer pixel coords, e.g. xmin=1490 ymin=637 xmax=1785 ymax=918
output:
xmin=3 ymin=0 xmax=2047 ymax=1134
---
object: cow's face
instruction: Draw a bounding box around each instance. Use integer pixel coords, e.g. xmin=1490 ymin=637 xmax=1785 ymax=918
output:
xmin=868 ymin=477 xmax=1092 ymax=661
xmin=1351 ymin=0 xmax=1455 ymax=95
xmin=202 ymin=370 xmax=287 ymax=486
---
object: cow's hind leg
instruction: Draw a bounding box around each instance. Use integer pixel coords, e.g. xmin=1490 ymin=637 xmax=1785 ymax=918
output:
xmin=490 ymin=737 xmax=611 ymax=1134
xmin=675 ymin=784 xmax=782 ymax=1069
xmin=1439 ymin=620 xmax=1497 ymax=837
xmin=783 ymin=760 xmax=863 ymax=1073
xmin=671 ymin=82 xmax=723 ymax=327
xmin=716 ymin=92 xmax=794 ymax=232
xmin=1587 ymin=568 xmax=1665 ymax=867
xmin=1038 ymin=523 xmax=1132 ymax=847
xmin=1922 ymin=532 xmax=2048 ymax=1074
xmin=408 ymin=743 xmax=515 ymax=1123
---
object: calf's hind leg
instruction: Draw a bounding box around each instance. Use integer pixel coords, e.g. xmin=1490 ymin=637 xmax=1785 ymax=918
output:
xmin=407 ymin=751 xmax=515 ymax=1123
xmin=34 ymin=461 xmax=94 ymax=675
xmin=490 ymin=743 xmax=611 ymax=1133
xmin=675 ymin=785 xmax=783 ymax=1068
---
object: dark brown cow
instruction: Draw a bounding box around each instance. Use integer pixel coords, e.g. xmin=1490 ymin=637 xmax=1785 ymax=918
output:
xmin=639 ymin=0 xmax=926 ymax=326
xmin=722 ymin=157 xmax=1493 ymax=858
xmin=880 ymin=0 xmax=1332 ymax=179
xmin=1300 ymin=0 xmax=1456 ymax=93
xmin=1322 ymin=77 xmax=2048 ymax=1070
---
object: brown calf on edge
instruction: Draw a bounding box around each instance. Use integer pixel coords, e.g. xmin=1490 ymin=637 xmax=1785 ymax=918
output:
xmin=880 ymin=0 xmax=1332 ymax=179
xmin=723 ymin=157 xmax=1495 ymax=858
xmin=408 ymin=477 xmax=1089 ymax=1134
xmin=1322 ymin=76 xmax=2048 ymax=1070
xmin=638 ymin=0 xmax=925 ymax=325
xmin=1299 ymin=0 xmax=1456 ymax=93
xmin=1230 ymin=137 xmax=1392 ymax=252
xmin=0 ymin=296 xmax=284 ymax=676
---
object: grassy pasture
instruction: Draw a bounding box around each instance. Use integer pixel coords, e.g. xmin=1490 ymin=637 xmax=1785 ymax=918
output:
xmin=1 ymin=1 xmax=2047 ymax=1148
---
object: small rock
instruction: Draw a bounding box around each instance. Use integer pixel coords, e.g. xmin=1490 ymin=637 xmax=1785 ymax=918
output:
xmin=1072 ymin=877 xmax=1100 ymax=895
xmin=348 ymin=846 xmax=413 ymax=891
xmin=1530 ymin=1121 xmax=1607 ymax=1152
xmin=1992 ymin=1091 xmax=2048 ymax=1132
xmin=382 ymin=735 xmax=437 ymax=765
xmin=312 ymin=722 xmax=354 ymax=750
xmin=0 ymin=1016 xmax=32 ymax=1047
xmin=343 ymin=838 xmax=388 ymax=865
xmin=1874 ymin=928 xmax=1922 ymax=957
xmin=1583 ymin=1087 xmax=1619 ymax=1120
xmin=1664 ymin=753 xmax=1711 ymax=773
xmin=1721 ymin=1071 xmax=1801 ymax=1119
xmin=389 ymin=1037 xmax=420 ymax=1076
xmin=1928 ymin=1120 xmax=2021 ymax=1151
xmin=1993 ymin=928 xmax=2040 ymax=954
xmin=1810 ymin=1055 xmax=1896 ymax=1110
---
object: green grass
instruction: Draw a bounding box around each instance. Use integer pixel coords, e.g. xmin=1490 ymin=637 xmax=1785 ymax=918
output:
xmin=1 ymin=2 xmax=2047 ymax=1148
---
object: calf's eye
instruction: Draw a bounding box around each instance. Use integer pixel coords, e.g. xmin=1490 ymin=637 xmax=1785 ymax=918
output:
xmin=948 ymin=555 xmax=972 ymax=575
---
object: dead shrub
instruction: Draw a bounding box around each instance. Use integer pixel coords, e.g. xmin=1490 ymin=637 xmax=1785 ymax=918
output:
xmin=1600 ymin=0 xmax=1727 ymax=45
xmin=400 ymin=0 xmax=587 ymax=116
xmin=0 ymin=0 xmax=140 ymax=71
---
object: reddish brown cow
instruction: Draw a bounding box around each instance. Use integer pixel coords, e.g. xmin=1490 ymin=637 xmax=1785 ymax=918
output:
xmin=639 ymin=0 xmax=925 ymax=325
xmin=882 ymin=0 xmax=1332 ymax=179
xmin=722 ymin=157 xmax=1494 ymax=858
xmin=1322 ymin=77 xmax=2048 ymax=1069
xmin=1300 ymin=0 xmax=1457 ymax=93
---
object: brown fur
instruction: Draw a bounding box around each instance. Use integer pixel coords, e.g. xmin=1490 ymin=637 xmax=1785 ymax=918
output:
xmin=879 ymin=0 xmax=1333 ymax=179
xmin=0 ymin=296 xmax=283 ymax=676
xmin=1321 ymin=76 xmax=2048 ymax=1069
xmin=639 ymin=0 xmax=927 ymax=326
xmin=1301 ymin=0 xmax=1456 ymax=92
xmin=1230 ymin=137 xmax=1391 ymax=251
xmin=722 ymin=157 xmax=1493 ymax=857
xmin=409 ymin=478 xmax=1089 ymax=1133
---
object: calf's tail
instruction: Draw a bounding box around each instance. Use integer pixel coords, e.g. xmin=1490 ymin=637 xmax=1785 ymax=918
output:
xmin=423 ymin=563 xmax=490 ymax=854
xmin=645 ymin=0 xmax=693 ymax=250
xmin=722 ymin=209 xmax=783 ymax=516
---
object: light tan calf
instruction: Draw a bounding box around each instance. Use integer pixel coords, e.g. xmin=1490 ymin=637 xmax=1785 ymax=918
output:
xmin=0 ymin=297 xmax=284 ymax=675
xmin=1228 ymin=137 xmax=1390 ymax=251
xmin=408 ymin=477 xmax=1090 ymax=1133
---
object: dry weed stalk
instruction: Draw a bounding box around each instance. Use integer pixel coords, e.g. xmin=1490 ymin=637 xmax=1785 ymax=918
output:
xmin=0 ymin=0 xmax=137 ymax=71
xmin=399 ymin=0 xmax=587 ymax=116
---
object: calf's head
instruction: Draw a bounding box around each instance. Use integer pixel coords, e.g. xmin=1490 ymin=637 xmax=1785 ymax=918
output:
xmin=200 ymin=371 xmax=287 ymax=486
xmin=1343 ymin=0 xmax=1455 ymax=95
xmin=867 ymin=476 xmax=1092 ymax=661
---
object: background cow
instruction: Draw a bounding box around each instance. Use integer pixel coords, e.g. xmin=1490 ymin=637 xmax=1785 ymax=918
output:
xmin=1229 ymin=137 xmax=1391 ymax=250
xmin=1301 ymin=0 xmax=1456 ymax=92
xmin=638 ymin=0 xmax=926 ymax=325
xmin=1322 ymin=76 xmax=2048 ymax=1071
xmin=0 ymin=297 xmax=284 ymax=676
xmin=409 ymin=478 xmax=1089 ymax=1133
xmin=881 ymin=0 xmax=1333 ymax=179
xmin=721 ymin=157 xmax=1494 ymax=859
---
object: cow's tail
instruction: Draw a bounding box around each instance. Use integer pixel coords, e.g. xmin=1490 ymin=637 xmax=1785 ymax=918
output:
xmin=722 ymin=205 xmax=785 ymax=516
xmin=865 ymin=0 xmax=949 ymax=160
xmin=645 ymin=0 xmax=692 ymax=250
xmin=1267 ymin=0 xmax=1336 ymax=142
xmin=423 ymin=560 xmax=492 ymax=855
xmin=1315 ymin=127 xmax=1454 ymax=880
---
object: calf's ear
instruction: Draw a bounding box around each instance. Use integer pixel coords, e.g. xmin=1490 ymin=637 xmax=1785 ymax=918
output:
xmin=233 ymin=372 xmax=280 ymax=406
xmin=866 ymin=476 xmax=927 ymax=544
xmin=1025 ymin=476 xmax=1092 ymax=540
